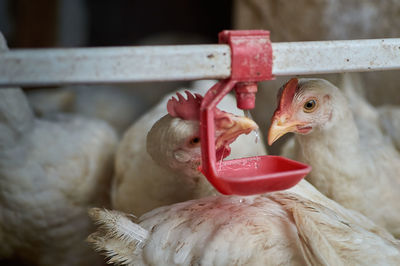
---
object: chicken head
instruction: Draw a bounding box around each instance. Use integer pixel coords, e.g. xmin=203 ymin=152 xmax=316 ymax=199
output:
xmin=268 ymin=78 xmax=340 ymax=145
xmin=147 ymin=90 xmax=258 ymax=178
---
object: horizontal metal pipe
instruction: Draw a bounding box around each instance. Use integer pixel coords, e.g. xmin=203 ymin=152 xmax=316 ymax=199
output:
xmin=0 ymin=45 xmax=232 ymax=86
xmin=0 ymin=38 xmax=399 ymax=86
xmin=272 ymin=38 xmax=400 ymax=75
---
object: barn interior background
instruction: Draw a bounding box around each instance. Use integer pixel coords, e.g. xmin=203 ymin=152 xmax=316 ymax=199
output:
xmin=1 ymin=0 xmax=400 ymax=154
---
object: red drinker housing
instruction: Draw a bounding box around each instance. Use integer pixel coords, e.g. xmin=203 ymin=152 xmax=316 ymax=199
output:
xmin=199 ymin=30 xmax=311 ymax=195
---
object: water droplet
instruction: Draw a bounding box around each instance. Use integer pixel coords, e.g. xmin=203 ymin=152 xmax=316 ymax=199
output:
xmin=254 ymin=130 xmax=259 ymax=144
xmin=244 ymin=109 xmax=252 ymax=119
xmin=243 ymin=110 xmax=260 ymax=144
xmin=239 ymin=198 xmax=244 ymax=203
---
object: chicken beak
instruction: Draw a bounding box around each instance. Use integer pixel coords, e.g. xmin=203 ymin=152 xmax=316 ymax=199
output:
xmin=268 ymin=117 xmax=299 ymax=145
xmin=216 ymin=115 xmax=258 ymax=148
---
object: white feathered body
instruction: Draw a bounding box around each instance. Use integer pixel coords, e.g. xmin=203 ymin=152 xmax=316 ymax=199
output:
xmin=0 ymin=88 xmax=117 ymax=265
xmin=89 ymin=181 xmax=400 ymax=266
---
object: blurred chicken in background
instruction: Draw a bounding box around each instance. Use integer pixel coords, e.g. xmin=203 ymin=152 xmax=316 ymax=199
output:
xmin=0 ymin=33 xmax=117 ymax=266
xmin=27 ymin=86 xmax=145 ymax=135
xmin=0 ymin=88 xmax=116 ymax=266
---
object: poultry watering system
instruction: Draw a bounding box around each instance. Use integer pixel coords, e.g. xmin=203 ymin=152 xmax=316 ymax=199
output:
xmin=1 ymin=30 xmax=400 ymax=195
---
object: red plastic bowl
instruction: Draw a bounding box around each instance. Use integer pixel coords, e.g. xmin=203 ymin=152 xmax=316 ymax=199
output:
xmin=199 ymin=79 xmax=311 ymax=196
xmin=202 ymin=155 xmax=311 ymax=195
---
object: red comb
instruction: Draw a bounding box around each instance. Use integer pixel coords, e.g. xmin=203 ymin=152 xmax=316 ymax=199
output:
xmin=167 ymin=90 xmax=203 ymax=120
xmin=277 ymin=78 xmax=298 ymax=112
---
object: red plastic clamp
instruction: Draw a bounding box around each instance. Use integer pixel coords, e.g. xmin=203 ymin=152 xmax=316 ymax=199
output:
xmin=218 ymin=30 xmax=273 ymax=109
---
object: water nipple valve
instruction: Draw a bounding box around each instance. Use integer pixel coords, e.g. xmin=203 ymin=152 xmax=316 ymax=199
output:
xmin=235 ymin=82 xmax=258 ymax=110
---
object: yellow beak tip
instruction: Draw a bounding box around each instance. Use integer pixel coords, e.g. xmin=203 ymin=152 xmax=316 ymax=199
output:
xmin=267 ymin=135 xmax=276 ymax=146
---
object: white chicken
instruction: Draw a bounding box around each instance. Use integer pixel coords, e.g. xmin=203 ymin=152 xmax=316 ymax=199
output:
xmin=0 ymin=87 xmax=118 ymax=265
xmin=111 ymin=81 xmax=266 ymax=216
xmin=268 ymin=78 xmax=400 ymax=237
xmin=88 ymin=193 xmax=400 ymax=266
xmin=88 ymin=95 xmax=400 ymax=264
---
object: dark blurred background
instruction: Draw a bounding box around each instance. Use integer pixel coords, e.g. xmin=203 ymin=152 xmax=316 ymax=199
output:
xmin=0 ymin=0 xmax=232 ymax=48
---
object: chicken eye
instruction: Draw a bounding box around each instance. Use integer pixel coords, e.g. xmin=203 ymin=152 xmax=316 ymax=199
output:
xmin=303 ymin=99 xmax=317 ymax=112
xmin=190 ymin=137 xmax=200 ymax=146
